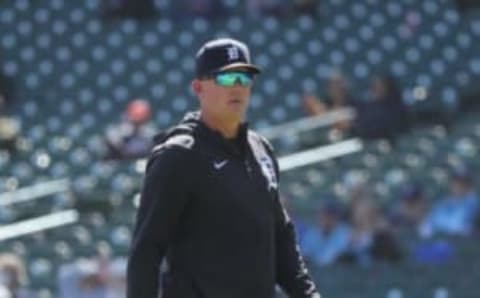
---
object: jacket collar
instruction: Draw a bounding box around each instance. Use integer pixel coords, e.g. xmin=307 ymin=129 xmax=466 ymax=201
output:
xmin=197 ymin=119 xmax=249 ymax=158
xmin=158 ymin=110 xmax=250 ymax=158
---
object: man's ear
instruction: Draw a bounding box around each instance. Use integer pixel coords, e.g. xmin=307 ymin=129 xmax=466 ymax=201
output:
xmin=191 ymin=79 xmax=202 ymax=95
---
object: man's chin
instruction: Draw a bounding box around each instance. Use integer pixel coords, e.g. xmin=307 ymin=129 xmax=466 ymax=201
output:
xmin=223 ymin=110 xmax=245 ymax=123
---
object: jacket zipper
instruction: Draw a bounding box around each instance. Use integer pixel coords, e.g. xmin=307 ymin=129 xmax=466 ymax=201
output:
xmin=244 ymin=158 xmax=253 ymax=179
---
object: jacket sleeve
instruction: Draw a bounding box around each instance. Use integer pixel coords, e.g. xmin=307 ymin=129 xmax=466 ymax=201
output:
xmin=263 ymin=140 xmax=320 ymax=298
xmin=274 ymin=193 xmax=321 ymax=298
xmin=127 ymin=147 xmax=192 ymax=298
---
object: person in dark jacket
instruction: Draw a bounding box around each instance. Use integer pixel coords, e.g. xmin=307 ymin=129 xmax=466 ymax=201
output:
xmin=355 ymin=74 xmax=409 ymax=142
xmin=127 ymin=38 xmax=320 ymax=298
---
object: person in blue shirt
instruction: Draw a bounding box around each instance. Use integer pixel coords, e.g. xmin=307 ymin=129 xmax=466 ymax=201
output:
xmin=420 ymin=168 xmax=479 ymax=238
xmin=388 ymin=183 xmax=428 ymax=232
xmin=300 ymin=202 xmax=351 ymax=266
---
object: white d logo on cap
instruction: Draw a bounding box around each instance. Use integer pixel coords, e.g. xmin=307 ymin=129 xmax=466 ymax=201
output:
xmin=227 ymin=46 xmax=240 ymax=61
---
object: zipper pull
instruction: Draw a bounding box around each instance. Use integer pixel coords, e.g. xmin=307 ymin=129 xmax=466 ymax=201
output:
xmin=245 ymin=159 xmax=252 ymax=177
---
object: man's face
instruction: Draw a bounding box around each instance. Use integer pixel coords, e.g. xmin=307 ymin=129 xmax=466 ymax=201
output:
xmin=193 ymin=70 xmax=254 ymax=123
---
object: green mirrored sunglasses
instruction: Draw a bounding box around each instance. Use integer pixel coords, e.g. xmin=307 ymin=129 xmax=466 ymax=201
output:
xmin=213 ymin=72 xmax=255 ymax=87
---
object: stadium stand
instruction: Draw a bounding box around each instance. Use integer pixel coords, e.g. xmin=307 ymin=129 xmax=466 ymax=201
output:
xmin=0 ymin=0 xmax=479 ymax=297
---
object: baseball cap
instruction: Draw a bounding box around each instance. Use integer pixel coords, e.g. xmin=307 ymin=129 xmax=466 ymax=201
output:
xmin=195 ymin=38 xmax=261 ymax=78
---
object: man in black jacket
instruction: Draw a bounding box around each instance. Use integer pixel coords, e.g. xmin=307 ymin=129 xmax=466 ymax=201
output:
xmin=127 ymin=38 xmax=320 ymax=298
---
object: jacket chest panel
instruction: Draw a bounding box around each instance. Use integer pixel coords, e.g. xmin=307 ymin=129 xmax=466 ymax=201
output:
xmin=208 ymin=158 xmax=271 ymax=202
xmin=193 ymin=156 xmax=275 ymax=226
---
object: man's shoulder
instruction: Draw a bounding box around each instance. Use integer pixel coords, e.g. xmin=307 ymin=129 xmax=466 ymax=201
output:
xmin=151 ymin=134 xmax=195 ymax=153
xmin=148 ymin=133 xmax=198 ymax=165
xmin=144 ymin=134 xmax=199 ymax=174
xmin=247 ymin=129 xmax=274 ymax=152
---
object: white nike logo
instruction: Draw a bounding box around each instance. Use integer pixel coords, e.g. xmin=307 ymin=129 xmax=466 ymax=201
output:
xmin=213 ymin=160 xmax=229 ymax=170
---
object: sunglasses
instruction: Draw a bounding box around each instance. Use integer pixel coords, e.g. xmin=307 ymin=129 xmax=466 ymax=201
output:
xmin=210 ymin=71 xmax=255 ymax=87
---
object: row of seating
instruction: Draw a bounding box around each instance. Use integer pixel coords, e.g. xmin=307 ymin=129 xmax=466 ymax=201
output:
xmin=1 ymin=0 xmax=479 ymax=296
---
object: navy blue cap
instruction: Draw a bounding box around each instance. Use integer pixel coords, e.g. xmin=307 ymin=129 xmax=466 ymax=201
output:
xmin=195 ymin=38 xmax=261 ymax=77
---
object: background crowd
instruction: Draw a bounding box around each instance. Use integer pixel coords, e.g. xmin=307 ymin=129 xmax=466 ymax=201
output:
xmin=1 ymin=0 xmax=480 ymax=297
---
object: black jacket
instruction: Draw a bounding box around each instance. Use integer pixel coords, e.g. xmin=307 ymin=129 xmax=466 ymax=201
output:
xmin=127 ymin=111 xmax=320 ymax=298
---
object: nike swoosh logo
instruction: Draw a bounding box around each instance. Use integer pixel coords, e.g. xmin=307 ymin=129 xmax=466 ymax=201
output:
xmin=213 ymin=160 xmax=229 ymax=170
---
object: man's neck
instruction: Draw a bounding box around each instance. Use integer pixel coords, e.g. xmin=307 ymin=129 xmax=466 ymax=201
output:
xmin=200 ymin=112 xmax=240 ymax=139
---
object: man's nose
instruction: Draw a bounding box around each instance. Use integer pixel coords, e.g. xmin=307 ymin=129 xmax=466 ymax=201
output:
xmin=229 ymin=85 xmax=246 ymax=95
xmin=231 ymin=79 xmax=249 ymax=89
xmin=234 ymin=77 xmax=243 ymax=86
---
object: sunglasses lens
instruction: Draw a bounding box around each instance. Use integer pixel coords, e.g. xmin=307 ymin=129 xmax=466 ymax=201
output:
xmin=215 ymin=72 xmax=253 ymax=87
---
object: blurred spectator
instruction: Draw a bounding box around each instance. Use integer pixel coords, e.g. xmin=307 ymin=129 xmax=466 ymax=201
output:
xmin=293 ymin=0 xmax=317 ymax=16
xmin=354 ymin=74 xmax=409 ymax=142
xmin=0 ymin=94 xmax=21 ymax=152
xmin=412 ymin=239 xmax=456 ymax=265
xmin=106 ymin=258 xmax=127 ymax=298
xmin=303 ymin=71 xmax=357 ymax=139
xmin=102 ymin=0 xmax=157 ymax=19
xmin=58 ymin=243 xmax=128 ymax=298
xmin=346 ymin=196 xmax=402 ymax=265
xmin=302 ymin=94 xmax=326 ymax=116
xmin=419 ymin=168 xmax=479 ymax=238
xmin=0 ymin=253 xmax=34 ymax=298
xmin=178 ymin=0 xmax=227 ymax=18
xmin=247 ymin=0 xmax=287 ymax=18
xmin=103 ymin=98 xmax=156 ymax=160
xmin=456 ymin=0 xmax=480 ymax=12
xmin=300 ymin=201 xmax=352 ymax=266
xmin=389 ymin=183 xmax=428 ymax=231
xmin=404 ymin=11 xmax=421 ymax=36
xmin=58 ymin=259 xmax=108 ymax=298
xmin=58 ymin=243 xmax=110 ymax=298
xmin=0 ymin=73 xmax=14 ymax=107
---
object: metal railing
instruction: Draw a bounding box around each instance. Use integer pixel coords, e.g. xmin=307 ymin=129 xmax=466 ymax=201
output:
xmin=0 ymin=179 xmax=75 ymax=240
xmin=260 ymin=107 xmax=356 ymax=140
xmin=0 ymin=178 xmax=70 ymax=207
xmin=0 ymin=209 xmax=79 ymax=241
xmin=278 ymin=138 xmax=363 ymax=172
